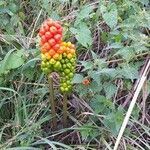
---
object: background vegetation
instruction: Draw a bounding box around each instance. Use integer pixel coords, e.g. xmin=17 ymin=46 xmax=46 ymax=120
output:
xmin=0 ymin=0 xmax=149 ymax=149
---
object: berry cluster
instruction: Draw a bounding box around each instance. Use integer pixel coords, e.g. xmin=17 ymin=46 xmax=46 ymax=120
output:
xmin=39 ymin=19 xmax=76 ymax=93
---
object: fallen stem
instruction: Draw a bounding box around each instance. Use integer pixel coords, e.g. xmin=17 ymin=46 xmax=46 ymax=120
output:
xmin=48 ymin=74 xmax=57 ymax=130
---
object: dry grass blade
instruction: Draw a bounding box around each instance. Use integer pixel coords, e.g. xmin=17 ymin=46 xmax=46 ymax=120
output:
xmin=114 ymin=59 xmax=150 ymax=150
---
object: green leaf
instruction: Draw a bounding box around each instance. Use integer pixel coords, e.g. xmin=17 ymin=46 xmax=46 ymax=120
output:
xmin=70 ymin=22 xmax=92 ymax=48
xmin=96 ymin=68 xmax=118 ymax=78
xmin=72 ymin=74 xmax=84 ymax=83
xmin=120 ymin=64 xmax=139 ymax=80
xmin=115 ymin=46 xmax=135 ymax=61
xmin=0 ymin=50 xmax=25 ymax=75
xmin=90 ymin=95 xmax=114 ymax=114
xmin=100 ymin=3 xmax=118 ymax=29
xmin=103 ymin=83 xmax=117 ymax=99
xmin=80 ymin=60 xmax=93 ymax=71
xmin=138 ymin=0 xmax=149 ymax=5
xmin=103 ymin=108 xmax=124 ymax=136
xmin=75 ymin=5 xmax=94 ymax=25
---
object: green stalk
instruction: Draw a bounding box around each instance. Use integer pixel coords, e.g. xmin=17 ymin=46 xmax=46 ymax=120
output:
xmin=48 ymin=74 xmax=57 ymax=130
xmin=63 ymin=93 xmax=68 ymax=127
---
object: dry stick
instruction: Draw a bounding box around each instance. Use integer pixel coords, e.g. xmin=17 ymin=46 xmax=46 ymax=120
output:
xmin=48 ymin=74 xmax=57 ymax=130
xmin=63 ymin=93 xmax=68 ymax=127
xmin=113 ymin=59 xmax=150 ymax=150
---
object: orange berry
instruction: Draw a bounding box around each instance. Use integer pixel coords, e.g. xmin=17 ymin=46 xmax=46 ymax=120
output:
xmin=67 ymin=53 xmax=72 ymax=59
xmin=53 ymin=53 xmax=60 ymax=60
xmin=40 ymin=48 xmax=47 ymax=53
xmin=70 ymin=49 xmax=75 ymax=54
xmin=45 ymin=52 xmax=51 ymax=60
xmin=66 ymin=47 xmax=70 ymax=54
xmin=49 ymin=49 xmax=56 ymax=56
xmin=70 ymin=44 xmax=75 ymax=49
xmin=57 ymin=47 xmax=64 ymax=54
xmin=43 ymin=42 xmax=51 ymax=50
xmin=82 ymin=79 xmax=90 ymax=86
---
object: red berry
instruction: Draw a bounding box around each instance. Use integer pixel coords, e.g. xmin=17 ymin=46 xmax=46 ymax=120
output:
xmin=47 ymin=19 xmax=54 ymax=27
xmin=48 ymin=38 xmax=56 ymax=47
xmin=50 ymin=26 xmax=57 ymax=34
xmin=45 ymin=32 xmax=53 ymax=40
xmin=43 ymin=24 xmax=49 ymax=32
xmin=53 ymin=44 xmax=60 ymax=51
xmin=53 ymin=22 xmax=61 ymax=29
xmin=39 ymin=27 xmax=45 ymax=36
xmin=41 ymin=35 xmax=47 ymax=43
xmin=54 ymin=34 xmax=62 ymax=42
xmin=57 ymin=28 xmax=63 ymax=34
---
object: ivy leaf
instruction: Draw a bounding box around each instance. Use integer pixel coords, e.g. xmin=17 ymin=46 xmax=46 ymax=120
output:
xmin=70 ymin=22 xmax=92 ymax=48
xmin=100 ymin=3 xmax=118 ymax=29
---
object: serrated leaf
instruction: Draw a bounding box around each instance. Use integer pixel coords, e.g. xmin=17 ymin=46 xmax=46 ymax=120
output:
xmin=138 ymin=0 xmax=149 ymax=5
xmin=80 ymin=60 xmax=93 ymax=71
xmin=75 ymin=5 xmax=94 ymax=25
xmin=103 ymin=109 xmax=124 ymax=136
xmin=103 ymin=83 xmax=117 ymax=99
xmin=70 ymin=22 xmax=92 ymax=48
xmin=96 ymin=68 xmax=117 ymax=78
xmin=100 ymin=3 xmax=118 ymax=29
xmin=90 ymin=95 xmax=114 ymax=114
xmin=72 ymin=74 xmax=84 ymax=83
xmin=115 ymin=46 xmax=135 ymax=61
xmin=120 ymin=64 xmax=139 ymax=80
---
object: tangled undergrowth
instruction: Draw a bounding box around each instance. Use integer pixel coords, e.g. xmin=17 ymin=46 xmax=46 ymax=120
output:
xmin=0 ymin=0 xmax=150 ymax=150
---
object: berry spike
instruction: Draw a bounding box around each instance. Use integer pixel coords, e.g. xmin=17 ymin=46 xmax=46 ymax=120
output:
xmin=39 ymin=18 xmax=76 ymax=93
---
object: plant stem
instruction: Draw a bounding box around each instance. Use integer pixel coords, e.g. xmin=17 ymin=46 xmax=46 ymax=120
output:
xmin=48 ymin=74 xmax=57 ymax=130
xmin=63 ymin=93 xmax=68 ymax=127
